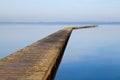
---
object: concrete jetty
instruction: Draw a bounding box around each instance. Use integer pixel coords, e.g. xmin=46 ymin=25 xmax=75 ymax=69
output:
xmin=0 ymin=25 xmax=97 ymax=80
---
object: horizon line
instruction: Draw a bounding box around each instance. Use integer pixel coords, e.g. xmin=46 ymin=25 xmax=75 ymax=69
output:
xmin=0 ymin=21 xmax=120 ymax=23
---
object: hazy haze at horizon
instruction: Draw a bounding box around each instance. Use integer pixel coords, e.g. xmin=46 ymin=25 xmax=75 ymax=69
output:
xmin=0 ymin=0 xmax=120 ymax=22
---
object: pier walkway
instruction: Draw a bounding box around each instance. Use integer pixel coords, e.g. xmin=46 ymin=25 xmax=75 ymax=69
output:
xmin=0 ymin=25 xmax=97 ymax=80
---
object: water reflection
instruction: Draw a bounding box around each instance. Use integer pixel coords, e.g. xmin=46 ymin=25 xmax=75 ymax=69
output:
xmin=55 ymin=26 xmax=120 ymax=80
xmin=0 ymin=24 xmax=120 ymax=80
xmin=0 ymin=23 xmax=92 ymax=59
xmin=0 ymin=24 xmax=65 ymax=58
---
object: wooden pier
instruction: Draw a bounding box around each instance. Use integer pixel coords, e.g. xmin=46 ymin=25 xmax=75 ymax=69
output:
xmin=0 ymin=25 xmax=97 ymax=80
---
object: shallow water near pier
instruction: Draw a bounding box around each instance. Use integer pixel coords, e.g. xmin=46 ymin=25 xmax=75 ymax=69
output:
xmin=0 ymin=23 xmax=120 ymax=79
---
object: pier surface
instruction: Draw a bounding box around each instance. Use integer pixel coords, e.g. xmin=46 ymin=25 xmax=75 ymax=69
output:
xmin=0 ymin=26 xmax=97 ymax=80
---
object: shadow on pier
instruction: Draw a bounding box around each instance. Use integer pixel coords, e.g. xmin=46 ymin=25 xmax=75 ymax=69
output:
xmin=0 ymin=25 xmax=97 ymax=80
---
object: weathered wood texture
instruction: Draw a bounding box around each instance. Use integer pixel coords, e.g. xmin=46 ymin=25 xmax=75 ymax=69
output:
xmin=0 ymin=27 xmax=73 ymax=80
xmin=0 ymin=25 xmax=97 ymax=80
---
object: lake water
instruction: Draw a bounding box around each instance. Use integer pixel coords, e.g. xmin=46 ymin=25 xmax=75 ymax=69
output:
xmin=0 ymin=23 xmax=120 ymax=80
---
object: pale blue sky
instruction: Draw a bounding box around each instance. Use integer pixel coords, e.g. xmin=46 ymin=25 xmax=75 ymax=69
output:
xmin=0 ymin=0 xmax=120 ymax=22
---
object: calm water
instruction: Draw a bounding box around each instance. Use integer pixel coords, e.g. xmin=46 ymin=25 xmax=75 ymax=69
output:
xmin=55 ymin=24 xmax=120 ymax=80
xmin=0 ymin=23 xmax=120 ymax=80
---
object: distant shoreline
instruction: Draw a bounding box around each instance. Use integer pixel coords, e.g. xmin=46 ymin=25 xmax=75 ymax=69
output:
xmin=0 ymin=22 xmax=120 ymax=25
